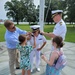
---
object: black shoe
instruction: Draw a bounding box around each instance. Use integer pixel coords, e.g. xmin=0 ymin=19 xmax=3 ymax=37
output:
xmin=16 ymin=67 xmax=20 ymax=69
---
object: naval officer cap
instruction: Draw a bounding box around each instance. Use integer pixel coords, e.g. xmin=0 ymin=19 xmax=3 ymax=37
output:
xmin=30 ymin=25 xmax=40 ymax=30
xmin=52 ymin=10 xmax=63 ymax=15
xmin=51 ymin=10 xmax=63 ymax=18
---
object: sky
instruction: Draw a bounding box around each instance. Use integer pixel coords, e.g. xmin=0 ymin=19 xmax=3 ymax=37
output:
xmin=0 ymin=0 xmax=39 ymax=20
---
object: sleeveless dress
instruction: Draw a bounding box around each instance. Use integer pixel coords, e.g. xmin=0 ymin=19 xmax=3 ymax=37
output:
xmin=46 ymin=51 xmax=61 ymax=75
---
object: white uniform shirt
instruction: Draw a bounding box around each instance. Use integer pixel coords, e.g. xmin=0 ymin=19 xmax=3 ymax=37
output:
xmin=29 ymin=34 xmax=46 ymax=49
xmin=53 ymin=19 xmax=67 ymax=40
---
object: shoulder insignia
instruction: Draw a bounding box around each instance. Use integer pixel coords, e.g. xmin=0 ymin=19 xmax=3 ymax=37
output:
xmin=59 ymin=22 xmax=62 ymax=25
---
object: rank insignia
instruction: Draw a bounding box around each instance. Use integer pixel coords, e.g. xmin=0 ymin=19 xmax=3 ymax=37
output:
xmin=60 ymin=22 xmax=62 ymax=25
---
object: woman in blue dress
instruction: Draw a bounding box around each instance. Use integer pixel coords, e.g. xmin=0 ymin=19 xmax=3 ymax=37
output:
xmin=16 ymin=34 xmax=36 ymax=75
xmin=41 ymin=36 xmax=64 ymax=75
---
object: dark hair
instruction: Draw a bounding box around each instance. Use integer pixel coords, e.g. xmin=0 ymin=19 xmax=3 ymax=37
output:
xmin=18 ymin=35 xmax=26 ymax=44
xmin=32 ymin=28 xmax=40 ymax=34
xmin=4 ymin=20 xmax=14 ymax=28
xmin=52 ymin=36 xmax=63 ymax=48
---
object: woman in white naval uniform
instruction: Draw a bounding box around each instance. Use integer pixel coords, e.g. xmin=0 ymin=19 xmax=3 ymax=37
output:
xmin=41 ymin=10 xmax=67 ymax=51
xmin=29 ymin=25 xmax=46 ymax=72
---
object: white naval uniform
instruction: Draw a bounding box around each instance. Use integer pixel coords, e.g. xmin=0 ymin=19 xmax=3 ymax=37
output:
xmin=51 ymin=19 xmax=67 ymax=50
xmin=29 ymin=34 xmax=46 ymax=69
xmin=53 ymin=19 xmax=67 ymax=40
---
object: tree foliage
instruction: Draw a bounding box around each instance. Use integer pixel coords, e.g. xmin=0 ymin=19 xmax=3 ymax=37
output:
xmin=45 ymin=0 xmax=75 ymax=25
xmin=4 ymin=0 xmax=37 ymax=24
xmin=65 ymin=0 xmax=75 ymax=23
xmin=4 ymin=0 xmax=75 ymax=25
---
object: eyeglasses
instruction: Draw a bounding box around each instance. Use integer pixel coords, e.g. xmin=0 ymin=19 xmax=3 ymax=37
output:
xmin=7 ymin=25 xmax=16 ymax=31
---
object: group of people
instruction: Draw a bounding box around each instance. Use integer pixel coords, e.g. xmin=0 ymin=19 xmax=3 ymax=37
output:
xmin=4 ymin=9 xmax=67 ymax=75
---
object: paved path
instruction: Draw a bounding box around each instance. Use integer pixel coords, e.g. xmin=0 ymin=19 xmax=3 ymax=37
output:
xmin=0 ymin=40 xmax=75 ymax=75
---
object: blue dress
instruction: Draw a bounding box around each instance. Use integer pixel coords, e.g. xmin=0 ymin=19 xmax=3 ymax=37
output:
xmin=46 ymin=51 xmax=61 ymax=75
xmin=16 ymin=44 xmax=33 ymax=70
xmin=46 ymin=64 xmax=61 ymax=75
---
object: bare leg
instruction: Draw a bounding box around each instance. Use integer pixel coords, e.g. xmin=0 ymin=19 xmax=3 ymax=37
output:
xmin=22 ymin=69 xmax=25 ymax=75
xmin=27 ymin=70 xmax=31 ymax=75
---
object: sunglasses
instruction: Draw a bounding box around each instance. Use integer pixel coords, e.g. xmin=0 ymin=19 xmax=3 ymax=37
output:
xmin=11 ymin=26 xmax=15 ymax=29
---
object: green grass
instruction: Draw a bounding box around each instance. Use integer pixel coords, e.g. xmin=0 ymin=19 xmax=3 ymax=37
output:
xmin=0 ymin=24 xmax=75 ymax=43
xmin=0 ymin=25 xmax=6 ymax=42
xmin=65 ymin=25 xmax=75 ymax=43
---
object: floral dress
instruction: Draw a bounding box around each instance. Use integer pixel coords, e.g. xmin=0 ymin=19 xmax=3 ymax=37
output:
xmin=16 ymin=44 xmax=33 ymax=70
xmin=46 ymin=51 xmax=61 ymax=75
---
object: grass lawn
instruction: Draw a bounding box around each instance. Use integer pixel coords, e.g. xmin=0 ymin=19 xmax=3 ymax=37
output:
xmin=0 ymin=24 xmax=75 ymax=43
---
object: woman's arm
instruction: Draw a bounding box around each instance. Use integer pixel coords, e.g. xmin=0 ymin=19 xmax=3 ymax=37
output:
xmin=41 ymin=51 xmax=57 ymax=66
xmin=41 ymin=32 xmax=56 ymax=38
xmin=37 ymin=41 xmax=46 ymax=51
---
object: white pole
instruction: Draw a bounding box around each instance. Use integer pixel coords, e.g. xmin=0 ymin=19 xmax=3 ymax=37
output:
xmin=39 ymin=0 xmax=45 ymax=31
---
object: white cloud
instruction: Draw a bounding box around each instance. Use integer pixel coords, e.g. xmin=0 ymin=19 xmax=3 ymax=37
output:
xmin=0 ymin=0 xmax=11 ymax=20
xmin=34 ymin=0 xmax=39 ymax=7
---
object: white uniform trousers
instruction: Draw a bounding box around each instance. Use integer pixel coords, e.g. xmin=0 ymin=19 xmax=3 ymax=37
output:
xmin=30 ymin=49 xmax=40 ymax=69
xmin=8 ymin=48 xmax=19 ymax=75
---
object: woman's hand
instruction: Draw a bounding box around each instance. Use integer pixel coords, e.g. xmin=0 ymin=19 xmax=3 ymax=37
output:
xmin=41 ymin=54 xmax=47 ymax=61
xmin=26 ymin=32 xmax=32 ymax=40
xmin=37 ymin=48 xmax=42 ymax=51
xmin=40 ymin=31 xmax=44 ymax=35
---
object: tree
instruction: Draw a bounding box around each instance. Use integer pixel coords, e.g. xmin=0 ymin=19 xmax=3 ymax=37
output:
xmin=65 ymin=0 xmax=75 ymax=24
xmin=23 ymin=0 xmax=37 ymax=24
xmin=4 ymin=0 xmax=23 ymax=24
xmin=4 ymin=0 xmax=37 ymax=24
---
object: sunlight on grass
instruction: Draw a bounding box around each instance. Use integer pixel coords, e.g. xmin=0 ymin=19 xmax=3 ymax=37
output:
xmin=0 ymin=24 xmax=75 ymax=43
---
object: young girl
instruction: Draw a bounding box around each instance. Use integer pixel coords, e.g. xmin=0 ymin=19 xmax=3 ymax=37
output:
xmin=16 ymin=34 xmax=36 ymax=75
xmin=41 ymin=36 xmax=64 ymax=75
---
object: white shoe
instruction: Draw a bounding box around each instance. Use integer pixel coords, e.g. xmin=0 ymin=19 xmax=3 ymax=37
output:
xmin=9 ymin=74 xmax=16 ymax=75
xmin=36 ymin=68 xmax=40 ymax=72
xmin=31 ymin=69 xmax=33 ymax=72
